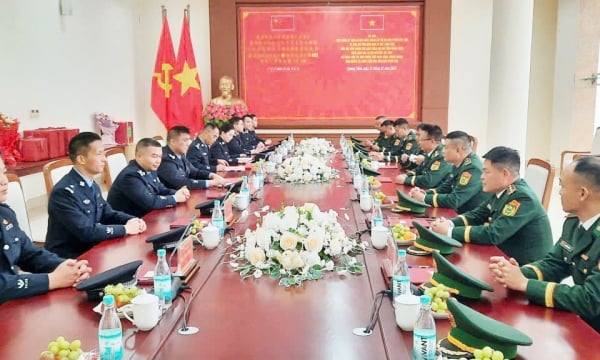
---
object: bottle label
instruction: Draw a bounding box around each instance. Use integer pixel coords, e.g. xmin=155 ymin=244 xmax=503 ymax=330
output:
xmin=154 ymin=275 xmax=172 ymax=301
xmin=99 ymin=328 xmax=123 ymax=360
xmin=372 ymin=217 xmax=383 ymax=228
xmin=413 ymin=329 xmax=436 ymax=360
xmin=212 ymin=218 xmax=224 ymax=230
xmin=392 ymin=276 xmax=411 ymax=297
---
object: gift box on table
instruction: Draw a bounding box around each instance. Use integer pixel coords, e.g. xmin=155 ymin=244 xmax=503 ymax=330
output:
xmin=23 ymin=128 xmax=64 ymax=159
xmin=115 ymin=122 xmax=133 ymax=145
xmin=59 ymin=128 xmax=79 ymax=155
xmin=19 ymin=138 xmax=49 ymax=161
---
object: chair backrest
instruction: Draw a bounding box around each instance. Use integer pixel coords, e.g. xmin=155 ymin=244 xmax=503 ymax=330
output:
xmin=103 ymin=147 xmax=128 ymax=191
xmin=524 ymin=158 xmax=555 ymax=211
xmin=591 ymin=127 xmax=600 ymax=154
xmin=153 ymin=135 xmax=166 ymax=147
xmin=6 ymin=173 xmax=32 ymax=239
xmin=43 ymin=158 xmax=73 ymax=196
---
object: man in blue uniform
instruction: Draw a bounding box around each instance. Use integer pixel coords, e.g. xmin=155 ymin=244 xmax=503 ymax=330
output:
xmin=210 ymin=122 xmax=239 ymax=164
xmin=45 ymin=132 xmax=146 ymax=259
xmin=187 ymin=122 xmax=227 ymax=172
xmin=248 ymin=113 xmax=272 ymax=147
xmin=157 ymin=125 xmax=227 ymax=190
xmin=0 ymin=158 xmax=92 ymax=303
xmin=490 ymin=156 xmax=600 ymax=332
xmin=108 ymin=138 xmax=190 ymax=217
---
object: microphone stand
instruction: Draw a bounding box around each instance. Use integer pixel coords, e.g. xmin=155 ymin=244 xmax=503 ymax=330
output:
xmin=353 ymin=289 xmax=391 ymax=336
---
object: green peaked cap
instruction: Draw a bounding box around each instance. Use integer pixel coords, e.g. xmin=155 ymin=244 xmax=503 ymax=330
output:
xmin=353 ymin=142 xmax=369 ymax=154
xmin=396 ymin=190 xmax=431 ymax=214
xmin=360 ymin=164 xmax=381 ymax=177
xmin=442 ymin=298 xmax=533 ymax=359
xmin=350 ymin=136 xmax=363 ymax=144
xmin=412 ymin=221 xmax=461 ymax=254
xmin=431 ymin=251 xmax=493 ymax=300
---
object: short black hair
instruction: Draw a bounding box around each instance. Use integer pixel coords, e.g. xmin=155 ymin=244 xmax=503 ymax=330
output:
xmin=167 ymin=126 xmax=190 ymax=142
xmin=572 ymin=156 xmax=600 ymax=191
xmin=220 ymin=121 xmax=234 ymax=133
xmin=381 ymin=119 xmax=394 ymax=127
xmin=445 ymin=131 xmax=473 ymax=151
xmin=135 ymin=138 xmax=162 ymax=153
xmin=68 ymin=132 xmax=102 ymax=162
xmin=202 ymin=122 xmax=218 ymax=132
xmin=419 ymin=124 xmax=443 ymax=142
xmin=482 ymin=146 xmax=520 ymax=176
xmin=230 ymin=116 xmax=244 ymax=126
xmin=394 ymin=118 xmax=409 ymax=127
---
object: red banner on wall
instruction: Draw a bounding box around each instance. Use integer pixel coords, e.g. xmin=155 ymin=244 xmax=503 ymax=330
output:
xmin=239 ymin=6 xmax=422 ymax=124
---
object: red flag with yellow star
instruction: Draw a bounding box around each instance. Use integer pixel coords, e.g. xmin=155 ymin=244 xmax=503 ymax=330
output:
xmin=151 ymin=12 xmax=177 ymax=130
xmin=172 ymin=9 xmax=203 ymax=135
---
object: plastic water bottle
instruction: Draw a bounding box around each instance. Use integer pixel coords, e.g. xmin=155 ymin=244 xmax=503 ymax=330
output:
xmin=154 ymin=249 xmax=172 ymax=309
xmin=211 ymin=200 xmax=224 ymax=236
xmin=360 ymin=174 xmax=369 ymax=196
xmin=392 ymin=249 xmax=411 ymax=299
xmin=256 ymin=163 xmax=264 ymax=189
xmin=371 ymin=199 xmax=383 ymax=229
xmin=413 ymin=295 xmax=436 ymax=360
xmin=240 ymin=175 xmax=250 ymax=203
xmin=98 ymin=294 xmax=123 ymax=360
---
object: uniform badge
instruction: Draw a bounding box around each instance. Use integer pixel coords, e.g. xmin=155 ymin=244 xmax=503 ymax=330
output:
xmin=5 ymin=223 xmax=13 ymax=231
xmin=137 ymin=170 xmax=145 ymax=176
xmin=459 ymin=172 xmax=472 ymax=186
xmin=507 ymin=184 xmax=517 ymax=195
xmin=106 ymin=227 xmax=114 ymax=235
xmin=502 ymin=200 xmax=521 ymax=216
xmin=406 ymin=143 xmax=413 ymax=150
xmin=168 ymin=154 xmax=176 ymax=159
xmin=160 ymin=196 xmax=166 ymax=200
xmin=79 ymin=181 xmax=85 ymax=187
xmin=65 ymin=187 xmax=74 ymax=194
xmin=464 ymin=157 xmax=472 ymax=165
xmin=430 ymin=161 xmax=440 ymax=171
xmin=559 ymin=240 xmax=573 ymax=252
xmin=394 ymin=139 xmax=400 ymax=146
xmin=2 ymin=219 xmax=7 ymax=225
xmin=83 ymin=199 xmax=91 ymax=205
xmin=486 ymin=203 xmax=492 ymax=210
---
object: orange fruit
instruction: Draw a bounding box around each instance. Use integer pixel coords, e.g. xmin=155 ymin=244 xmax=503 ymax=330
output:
xmin=403 ymin=232 xmax=417 ymax=241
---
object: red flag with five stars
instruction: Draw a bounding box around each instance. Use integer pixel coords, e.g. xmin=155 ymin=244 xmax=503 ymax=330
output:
xmin=172 ymin=9 xmax=203 ymax=135
xmin=151 ymin=12 xmax=177 ymax=130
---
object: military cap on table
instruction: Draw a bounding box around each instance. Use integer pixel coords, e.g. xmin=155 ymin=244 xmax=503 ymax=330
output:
xmin=76 ymin=260 xmax=143 ymax=301
xmin=427 ymin=251 xmax=494 ymax=300
xmin=393 ymin=190 xmax=431 ymax=214
xmin=407 ymin=221 xmax=462 ymax=256
xmin=438 ymin=298 xmax=532 ymax=359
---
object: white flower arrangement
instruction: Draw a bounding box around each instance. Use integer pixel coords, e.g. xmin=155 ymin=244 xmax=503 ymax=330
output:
xmin=294 ymin=137 xmax=336 ymax=157
xmin=276 ymin=155 xmax=338 ymax=183
xmin=226 ymin=203 xmax=367 ymax=287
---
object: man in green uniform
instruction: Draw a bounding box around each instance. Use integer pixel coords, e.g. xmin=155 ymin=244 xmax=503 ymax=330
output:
xmin=489 ymin=156 xmax=600 ymax=332
xmin=368 ymin=119 xmax=396 ymax=154
xmin=430 ymin=146 xmax=552 ymax=264
xmin=394 ymin=124 xmax=452 ymax=188
xmin=364 ymin=115 xmax=387 ymax=150
xmin=409 ymin=130 xmax=487 ymax=213
xmin=394 ymin=118 xmax=421 ymax=170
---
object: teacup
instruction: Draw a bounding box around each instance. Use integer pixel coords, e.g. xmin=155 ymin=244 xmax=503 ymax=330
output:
xmin=265 ymin=161 xmax=276 ymax=174
xmin=234 ymin=193 xmax=249 ymax=210
xmin=353 ymin=174 xmax=363 ymax=190
xmin=394 ymin=294 xmax=421 ymax=331
xmin=370 ymin=160 xmax=380 ymax=170
xmin=121 ymin=293 xmax=161 ymax=331
xmin=370 ymin=225 xmax=389 ymax=249
xmin=201 ymin=225 xmax=220 ymax=249
xmin=359 ymin=194 xmax=373 ymax=212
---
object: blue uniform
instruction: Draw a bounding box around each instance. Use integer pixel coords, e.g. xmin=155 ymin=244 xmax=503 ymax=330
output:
xmin=227 ymin=135 xmax=250 ymax=157
xmin=107 ymin=160 xmax=177 ymax=217
xmin=0 ymin=203 xmax=65 ymax=304
xmin=187 ymin=138 xmax=217 ymax=172
xmin=157 ymin=145 xmax=211 ymax=190
xmin=45 ymin=169 xmax=134 ymax=259
xmin=210 ymin=138 xmax=237 ymax=164
xmin=247 ymin=130 xmax=264 ymax=147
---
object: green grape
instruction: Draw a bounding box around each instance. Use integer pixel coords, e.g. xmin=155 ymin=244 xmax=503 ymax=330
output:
xmin=473 ymin=348 xmax=483 ymax=359
xmin=68 ymin=350 xmax=81 ymax=360
xmin=49 ymin=344 xmax=60 ymax=355
xmin=69 ymin=339 xmax=81 ymax=351
xmin=482 ymin=346 xmax=493 ymax=358
xmin=431 ymin=302 xmax=439 ymax=311
xmin=58 ymin=349 xmax=70 ymax=358
xmin=491 ymin=350 xmax=504 ymax=360
xmin=58 ymin=340 xmax=70 ymax=350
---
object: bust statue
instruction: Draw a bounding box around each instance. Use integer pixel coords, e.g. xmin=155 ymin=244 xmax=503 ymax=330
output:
xmin=209 ymin=76 xmax=247 ymax=108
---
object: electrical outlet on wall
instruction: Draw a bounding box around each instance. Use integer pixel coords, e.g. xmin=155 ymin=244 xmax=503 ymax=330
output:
xmin=30 ymin=109 xmax=40 ymax=119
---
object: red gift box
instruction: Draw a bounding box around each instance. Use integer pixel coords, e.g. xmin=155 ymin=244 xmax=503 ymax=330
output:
xmin=23 ymin=128 xmax=64 ymax=159
xmin=59 ymin=128 xmax=79 ymax=155
xmin=115 ymin=122 xmax=133 ymax=145
xmin=20 ymin=138 xmax=49 ymax=162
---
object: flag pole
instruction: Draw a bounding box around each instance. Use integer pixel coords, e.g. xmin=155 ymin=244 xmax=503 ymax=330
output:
xmin=161 ymin=5 xmax=166 ymax=20
xmin=186 ymin=4 xmax=190 ymax=22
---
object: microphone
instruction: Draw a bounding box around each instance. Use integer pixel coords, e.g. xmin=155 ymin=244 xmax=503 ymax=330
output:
xmin=167 ymin=214 xmax=197 ymax=266
xmin=353 ymin=289 xmax=391 ymax=336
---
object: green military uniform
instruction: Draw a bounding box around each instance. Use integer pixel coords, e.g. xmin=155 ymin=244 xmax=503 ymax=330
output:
xmin=388 ymin=130 xmax=421 ymax=170
xmin=520 ymin=215 xmax=600 ymax=332
xmin=423 ymin=152 xmax=487 ymax=213
xmin=373 ymin=134 xmax=397 ymax=154
xmin=403 ymin=143 xmax=452 ymax=188
xmin=450 ymin=179 xmax=553 ymax=264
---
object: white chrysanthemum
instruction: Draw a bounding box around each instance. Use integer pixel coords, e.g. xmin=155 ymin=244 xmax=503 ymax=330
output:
xmin=279 ymin=231 xmax=299 ymax=250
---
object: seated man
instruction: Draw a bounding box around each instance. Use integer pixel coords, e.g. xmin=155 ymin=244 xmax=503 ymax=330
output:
xmin=489 ymin=156 xmax=600 ymax=332
xmin=248 ymin=113 xmax=271 ymax=146
xmin=394 ymin=118 xmax=421 ymax=170
xmin=210 ymin=122 xmax=239 ymax=164
xmin=45 ymin=132 xmax=146 ymax=259
xmin=368 ymin=119 xmax=396 ymax=154
xmin=107 ymin=138 xmax=190 ymax=217
xmin=227 ymin=116 xmax=263 ymax=158
xmin=0 ymin=158 xmax=92 ymax=303
xmin=409 ymin=131 xmax=487 ymax=213
xmin=395 ymin=124 xmax=452 ymax=188
xmin=157 ymin=125 xmax=227 ymax=190
xmin=364 ymin=115 xmax=387 ymax=150
xmin=430 ymin=146 xmax=552 ymax=264
xmin=187 ymin=123 xmax=227 ymax=172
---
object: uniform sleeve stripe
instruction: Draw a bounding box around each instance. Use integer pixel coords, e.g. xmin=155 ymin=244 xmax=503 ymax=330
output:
xmin=432 ymin=194 xmax=439 ymax=208
xmin=458 ymin=215 xmax=468 ymax=226
xmin=545 ymin=282 xmax=557 ymax=308
xmin=410 ymin=177 xmax=416 ymax=186
xmin=464 ymin=226 xmax=471 ymax=243
xmin=523 ymin=264 xmax=543 ymax=280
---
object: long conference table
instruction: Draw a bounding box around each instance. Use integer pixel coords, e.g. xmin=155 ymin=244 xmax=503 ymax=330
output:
xmin=2 ymin=154 xmax=598 ymax=359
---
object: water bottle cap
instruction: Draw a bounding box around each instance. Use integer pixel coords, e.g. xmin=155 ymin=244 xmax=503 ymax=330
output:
xmin=214 ymin=200 xmax=220 ymax=206
xmin=420 ymin=294 xmax=431 ymax=305
xmin=374 ymin=199 xmax=381 ymax=205
xmin=397 ymin=249 xmax=407 ymax=256
xmin=103 ymin=294 xmax=115 ymax=305
xmin=157 ymin=249 xmax=166 ymax=257
xmin=242 ymin=175 xmax=248 ymax=180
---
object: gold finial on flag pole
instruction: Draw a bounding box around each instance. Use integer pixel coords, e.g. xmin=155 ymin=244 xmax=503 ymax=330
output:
xmin=161 ymin=5 xmax=166 ymax=20
xmin=186 ymin=4 xmax=190 ymax=22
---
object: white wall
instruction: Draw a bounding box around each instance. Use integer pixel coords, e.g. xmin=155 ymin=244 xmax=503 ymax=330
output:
xmin=447 ymin=0 xmax=493 ymax=155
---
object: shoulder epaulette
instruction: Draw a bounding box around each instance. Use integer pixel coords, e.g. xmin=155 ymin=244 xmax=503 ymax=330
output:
xmin=463 ymin=157 xmax=472 ymax=166
xmin=506 ymin=184 xmax=517 ymax=195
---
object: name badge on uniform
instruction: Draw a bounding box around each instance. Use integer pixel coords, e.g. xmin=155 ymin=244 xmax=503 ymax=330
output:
xmin=5 ymin=223 xmax=13 ymax=231
xmin=559 ymin=240 xmax=573 ymax=253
